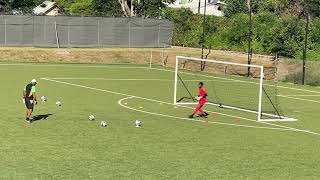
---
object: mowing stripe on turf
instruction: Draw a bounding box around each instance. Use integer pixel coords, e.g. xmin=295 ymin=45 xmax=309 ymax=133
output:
xmin=41 ymin=78 xmax=320 ymax=136
xmin=278 ymin=95 xmax=320 ymax=104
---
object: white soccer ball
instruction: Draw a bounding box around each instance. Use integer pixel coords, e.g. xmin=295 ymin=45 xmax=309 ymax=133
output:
xmin=89 ymin=115 xmax=95 ymax=121
xmin=101 ymin=121 xmax=107 ymax=127
xmin=56 ymin=101 xmax=62 ymax=106
xmin=135 ymin=120 xmax=141 ymax=128
xmin=41 ymin=96 xmax=47 ymax=102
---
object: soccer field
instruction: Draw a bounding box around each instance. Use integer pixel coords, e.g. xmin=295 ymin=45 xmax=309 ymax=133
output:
xmin=1 ymin=63 xmax=320 ymax=179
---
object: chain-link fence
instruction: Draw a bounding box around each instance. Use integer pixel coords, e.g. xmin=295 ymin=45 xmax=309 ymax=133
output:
xmin=0 ymin=15 xmax=173 ymax=48
xmin=276 ymin=58 xmax=320 ymax=86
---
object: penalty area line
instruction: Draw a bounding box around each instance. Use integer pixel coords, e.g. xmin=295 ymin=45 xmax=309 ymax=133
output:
xmin=41 ymin=77 xmax=234 ymax=83
xmin=279 ymin=94 xmax=320 ymax=97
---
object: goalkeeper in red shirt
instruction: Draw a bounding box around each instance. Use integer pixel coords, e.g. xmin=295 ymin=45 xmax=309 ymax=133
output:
xmin=189 ymin=82 xmax=209 ymax=118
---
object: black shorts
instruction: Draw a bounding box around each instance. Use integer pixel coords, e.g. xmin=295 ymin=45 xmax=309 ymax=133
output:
xmin=25 ymin=98 xmax=34 ymax=110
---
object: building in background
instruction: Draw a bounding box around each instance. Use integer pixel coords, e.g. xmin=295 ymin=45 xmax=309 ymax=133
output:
xmin=33 ymin=1 xmax=61 ymax=16
xmin=170 ymin=0 xmax=225 ymax=16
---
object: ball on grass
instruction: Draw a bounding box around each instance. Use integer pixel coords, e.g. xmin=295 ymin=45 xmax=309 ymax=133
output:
xmin=41 ymin=96 xmax=47 ymax=102
xmin=135 ymin=120 xmax=141 ymax=128
xmin=89 ymin=115 xmax=95 ymax=121
xmin=101 ymin=121 xmax=107 ymax=127
xmin=56 ymin=101 xmax=62 ymax=106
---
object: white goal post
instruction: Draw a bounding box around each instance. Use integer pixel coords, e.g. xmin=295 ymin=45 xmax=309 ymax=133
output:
xmin=173 ymin=56 xmax=296 ymax=122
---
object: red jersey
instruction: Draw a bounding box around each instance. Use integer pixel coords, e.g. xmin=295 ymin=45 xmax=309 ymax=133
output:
xmin=199 ymin=87 xmax=207 ymax=100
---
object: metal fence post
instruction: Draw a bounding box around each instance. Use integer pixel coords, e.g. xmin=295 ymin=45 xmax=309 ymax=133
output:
xmin=97 ymin=19 xmax=100 ymax=47
xmin=44 ymin=16 xmax=46 ymax=41
xmin=128 ymin=19 xmax=131 ymax=48
xmin=67 ymin=21 xmax=70 ymax=48
xmin=158 ymin=24 xmax=161 ymax=48
xmin=54 ymin=20 xmax=60 ymax=48
xmin=32 ymin=15 xmax=35 ymax=47
xmin=4 ymin=17 xmax=6 ymax=45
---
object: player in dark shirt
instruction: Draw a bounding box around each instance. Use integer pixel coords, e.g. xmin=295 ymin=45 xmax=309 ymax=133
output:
xmin=23 ymin=79 xmax=38 ymax=123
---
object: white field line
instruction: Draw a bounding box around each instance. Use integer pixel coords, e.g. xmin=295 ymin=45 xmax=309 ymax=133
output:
xmin=278 ymin=94 xmax=320 ymax=97
xmin=42 ymin=77 xmax=234 ymax=83
xmin=47 ymin=78 xmax=174 ymax=81
xmin=1 ymin=62 xmax=319 ymax=94
xmin=0 ymin=63 xmax=148 ymax=69
xmin=278 ymin=95 xmax=320 ymax=104
xmin=118 ymin=96 xmax=295 ymax=131
xmin=41 ymin=78 xmax=320 ymax=136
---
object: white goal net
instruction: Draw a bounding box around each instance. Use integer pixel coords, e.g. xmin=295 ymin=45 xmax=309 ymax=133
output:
xmin=173 ymin=56 xmax=296 ymax=122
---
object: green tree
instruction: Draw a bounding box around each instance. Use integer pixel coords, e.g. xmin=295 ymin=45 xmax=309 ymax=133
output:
xmin=223 ymin=13 xmax=249 ymax=50
xmin=164 ymin=8 xmax=197 ymax=46
xmin=55 ymin=0 xmax=93 ymax=15
xmin=0 ymin=0 xmax=11 ymax=13
xmin=270 ymin=15 xmax=305 ymax=57
xmin=133 ymin=0 xmax=175 ymax=18
xmin=253 ymin=12 xmax=279 ymax=53
xmin=224 ymin=0 xmax=247 ymax=17
xmin=69 ymin=0 xmax=92 ymax=15
xmin=10 ymin=0 xmax=43 ymax=13
xmin=91 ymin=0 xmax=122 ymax=16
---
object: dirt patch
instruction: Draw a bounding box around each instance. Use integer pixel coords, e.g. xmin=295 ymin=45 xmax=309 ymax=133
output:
xmin=0 ymin=46 xmax=281 ymax=79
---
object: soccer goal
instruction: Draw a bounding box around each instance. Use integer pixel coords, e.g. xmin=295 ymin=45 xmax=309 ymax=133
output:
xmin=173 ymin=56 xmax=296 ymax=122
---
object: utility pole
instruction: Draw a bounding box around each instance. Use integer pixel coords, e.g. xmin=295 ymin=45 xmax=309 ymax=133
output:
xmin=200 ymin=0 xmax=207 ymax=71
xmin=198 ymin=0 xmax=201 ymax=14
xmin=302 ymin=12 xmax=309 ymax=85
xmin=201 ymin=0 xmax=207 ymax=59
xmin=130 ymin=0 xmax=133 ymax=17
xmin=247 ymin=0 xmax=253 ymax=77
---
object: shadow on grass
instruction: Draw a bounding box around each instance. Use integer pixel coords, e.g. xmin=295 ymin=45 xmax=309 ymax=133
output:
xmin=32 ymin=114 xmax=53 ymax=122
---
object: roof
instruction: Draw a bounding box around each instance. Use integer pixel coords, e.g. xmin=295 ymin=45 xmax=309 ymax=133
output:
xmin=33 ymin=1 xmax=58 ymax=15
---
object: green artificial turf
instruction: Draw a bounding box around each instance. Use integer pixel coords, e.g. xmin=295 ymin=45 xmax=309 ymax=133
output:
xmin=1 ymin=63 xmax=320 ymax=180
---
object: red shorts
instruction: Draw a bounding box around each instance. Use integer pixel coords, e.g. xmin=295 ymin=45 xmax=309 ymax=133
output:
xmin=198 ymin=98 xmax=207 ymax=106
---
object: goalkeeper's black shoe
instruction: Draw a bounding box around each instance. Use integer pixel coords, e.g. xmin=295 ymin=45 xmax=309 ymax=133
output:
xmin=200 ymin=112 xmax=209 ymax=118
xmin=188 ymin=115 xmax=194 ymax=118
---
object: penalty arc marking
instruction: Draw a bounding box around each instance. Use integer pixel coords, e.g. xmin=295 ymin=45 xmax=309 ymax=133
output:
xmin=118 ymin=96 xmax=296 ymax=132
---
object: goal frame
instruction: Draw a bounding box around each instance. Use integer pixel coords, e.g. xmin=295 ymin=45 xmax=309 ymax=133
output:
xmin=173 ymin=56 xmax=296 ymax=122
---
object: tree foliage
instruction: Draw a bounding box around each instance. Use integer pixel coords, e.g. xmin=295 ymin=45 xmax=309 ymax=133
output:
xmin=1 ymin=0 xmax=175 ymax=17
xmin=134 ymin=0 xmax=175 ymax=18
xmin=91 ymin=0 xmax=122 ymax=17
xmin=165 ymin=0 xmax=320 ymax=59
